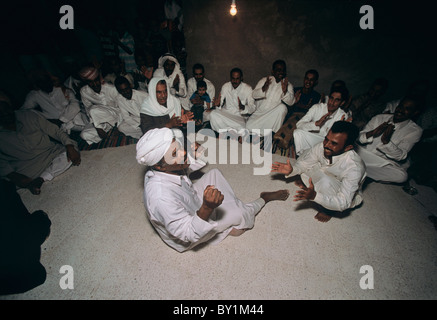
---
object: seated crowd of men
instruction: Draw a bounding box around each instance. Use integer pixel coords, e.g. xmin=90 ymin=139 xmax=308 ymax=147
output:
xmin=0 ymin=53 xmax=433 ymax=222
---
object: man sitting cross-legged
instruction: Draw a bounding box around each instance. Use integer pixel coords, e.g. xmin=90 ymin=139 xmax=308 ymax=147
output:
xmin=272 ymin=121 xmax=366 ymax=222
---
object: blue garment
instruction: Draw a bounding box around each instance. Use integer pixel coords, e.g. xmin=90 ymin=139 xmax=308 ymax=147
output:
xmin=190 ymin=91 xmax=211 ymax=104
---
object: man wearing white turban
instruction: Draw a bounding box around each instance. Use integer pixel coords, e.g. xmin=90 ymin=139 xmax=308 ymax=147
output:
xmin=140 ymin=77 xmax=193 ymax=134
xmin=153 ymin=54 xmax=187 ymax=107
xmin=79 ymin=66 xmax=122 ymax=144
xmin=136 ymin=127 xmax=290 ymax=252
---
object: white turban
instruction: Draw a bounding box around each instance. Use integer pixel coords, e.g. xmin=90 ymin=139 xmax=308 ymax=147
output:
xmin=136 ymin=127 xmax=175 ymax=166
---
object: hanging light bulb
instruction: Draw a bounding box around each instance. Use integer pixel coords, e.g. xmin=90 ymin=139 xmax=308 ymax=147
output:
xmin=230 ymin=0 xmax=237 ymax=16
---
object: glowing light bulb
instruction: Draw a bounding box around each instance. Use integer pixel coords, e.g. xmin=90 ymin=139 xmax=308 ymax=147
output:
xmin=230 ymin=1 xmax=237 ymax=16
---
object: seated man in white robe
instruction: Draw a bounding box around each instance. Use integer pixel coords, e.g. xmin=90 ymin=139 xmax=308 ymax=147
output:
xmin=209 ymin=68 xmax=256 ymax=137
xmin=272 ymin=121 xmax=365 ymax=222
xmin=139 ymin=78 xmax=193 ymax=134
xmin=136 ymin=127 xmax=290 ymax=252
xmin=183 ymin=63 xmax=216 ymax=122
xmin=114 ymin=76 xmax=148 ymax=139
xmin=21 ymin=69 xmax=88 ymax=134
xmin=79 ymin=66 xmax=122 ymax=144
xmin=0 ymin=100 xmax=81 ymax=195
xmin=153 ymin=54 xmax=187 ymax=106
xmin=246 ymin=60 xmax=295 ymax=136
xmin=356 ymin=95 xmax=423 ymax=184
xmin=293 ymin=85 xmax=350 ymax=157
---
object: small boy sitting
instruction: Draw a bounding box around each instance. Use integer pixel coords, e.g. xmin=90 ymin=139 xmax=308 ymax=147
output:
xmin=190 ymin=80 xmax=211 ymax=127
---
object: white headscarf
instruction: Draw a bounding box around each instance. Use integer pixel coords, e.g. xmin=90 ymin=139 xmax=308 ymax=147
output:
xmin=140 ymin=77 xmax=182 ymax=117
xmin=153 ymin=54 xmax=182 ymax=83
xmin=136 ymin=127 xmax=175 ymax=166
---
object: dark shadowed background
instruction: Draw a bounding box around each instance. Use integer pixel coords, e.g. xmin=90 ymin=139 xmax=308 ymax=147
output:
xmin=1 ymin=0 xmax=434 ymax=107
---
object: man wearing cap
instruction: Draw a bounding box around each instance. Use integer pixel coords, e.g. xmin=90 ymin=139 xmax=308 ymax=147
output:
xmin=79 ymin=66 xmax=122 ymax=144
xmin=136 ymin=127 xmax=290 ymax=252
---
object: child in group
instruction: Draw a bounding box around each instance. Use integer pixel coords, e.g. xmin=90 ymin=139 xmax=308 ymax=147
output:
xmin=190 ymin=80 xmax=211 ymax=128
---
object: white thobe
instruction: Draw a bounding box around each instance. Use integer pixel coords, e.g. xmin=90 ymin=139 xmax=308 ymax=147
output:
xmin=285 ymin=142 xmax=366 ymax=212
xmin=293 ymin=103 xmax=349 ymax=156
xmin=356 ymin=114 xmax=423 ymax=183
xmin=182 ymin=77 xmax=216 ymax=121
xmin=143 ymin=160 xmax=265 ymax=252
xmin=115 ymin=90 xmax=148 ymax=139
xmin=209 ymin=82 xmax=256 ymax=133
xmin=79 ymin=84 xmax=121 ymax=144
xmin=246 ymin=76 xmax=295 ymax=135
xmin=21 ymin=87 xmax=87 ymax=133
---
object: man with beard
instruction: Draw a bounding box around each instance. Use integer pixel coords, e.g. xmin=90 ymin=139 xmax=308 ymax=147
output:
xmin=136 ymin=127 xmax=290 ymax=252
xmin=272 ymin=121 xmax=365 ymax=222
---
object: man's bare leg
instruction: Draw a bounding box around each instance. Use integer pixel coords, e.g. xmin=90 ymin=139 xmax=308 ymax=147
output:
xmin=229 ymin=190 xmax=289 ymax=236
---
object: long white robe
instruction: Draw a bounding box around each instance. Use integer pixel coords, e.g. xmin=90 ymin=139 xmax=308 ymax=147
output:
xmin=115 ymin=89 xmax=148 ymax=139
xmin=285 ymin=142 xmax=366 ymax=212
xmin=293 ymin=103 xmax=349 ymax=156
xmin=143 ymin=159 xmax=265 ymax=252
xmin=21 ymin=87 xmax=88 ymax=133
xmin=356 ymin=113 xmax=423 ymax=183
xmin=209 ymin=82 xmax=256 ymax=133
xmin=246 ymin=76 xmax=295 ymax=135
xmin=79 ymin=83 xmax=121 ymax=144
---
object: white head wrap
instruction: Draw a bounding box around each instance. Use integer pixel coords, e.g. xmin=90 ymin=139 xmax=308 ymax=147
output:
xmin=136 ymin=127 xmax=175 ymax=166
xmin=140 ymin=77 xmax=182 ymax=117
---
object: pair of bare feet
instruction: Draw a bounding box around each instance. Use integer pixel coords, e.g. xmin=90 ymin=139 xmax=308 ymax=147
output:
xmin=294 ymin=177 xmax=333 ymax=223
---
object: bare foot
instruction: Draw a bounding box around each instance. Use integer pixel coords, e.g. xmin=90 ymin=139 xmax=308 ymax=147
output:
xmin=27 ymin=177 xmax=44 ymax=195
xmin=314 ymin=211 xmax=332 ymax=222
xmin=260 ymin=190 xmax=290 ymax=203
xmin=228 ymin=228 xmax=247 ymax=237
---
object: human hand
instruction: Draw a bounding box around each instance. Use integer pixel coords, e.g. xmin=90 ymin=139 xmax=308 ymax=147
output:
xmin=66 ymin=145 xmax=81 ymax=166
xmin=167 ymin=114 xmax=182 ymax=127
xmin=281 ymin=77 xmax=288 ymax=94
xmin=371 ymin=121 xmax=390 ymax=138
xmin=181 ymin=110 xmax=194 ymax=123
xmin=238 ymin=97 xmax=245 ymax=111
xmin=293 ymin=178 xmax=316 ymax=201
xmin=262 ymin=77 xmax=271 ymax=92
xmin=271 ymin=159 xmax=293 ymax=175
xmin=340 ymin=114 xmax=353 ymax=122
xmin=294 ymin=90 xmax=302 ymax=104
xmin=213 ymin=94 xmax=222 ymax=107
xmin=381 ymin=123 xmax=395 ymax=144
xmin=203 ymin=185 xmax=224 ymax=210
xmin=141 ymin=66 xmax=153 ymax=80
xmin=315 ymin=113 xmax=330 ymax=127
